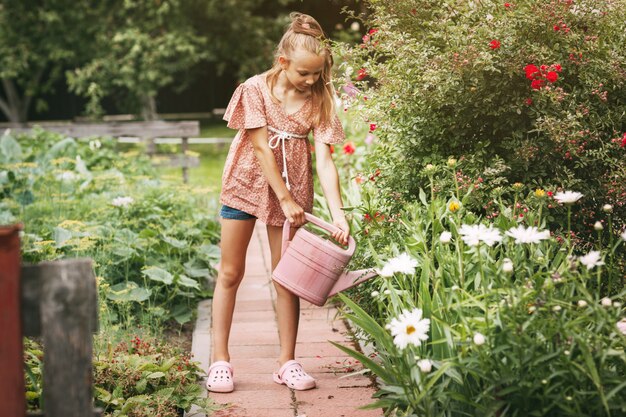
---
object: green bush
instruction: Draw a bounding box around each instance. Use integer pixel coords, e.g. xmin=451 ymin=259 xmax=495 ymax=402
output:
xmin=337 ymin=0 xmax=626 ymax=237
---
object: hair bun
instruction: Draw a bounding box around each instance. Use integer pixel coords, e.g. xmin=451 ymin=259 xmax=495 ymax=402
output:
xmin=289 ymin=12 xmax=325 ymax=38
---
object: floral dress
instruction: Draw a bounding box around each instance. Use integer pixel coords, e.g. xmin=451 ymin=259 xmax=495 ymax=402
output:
xmin=220 ymin=74 xmax=345 ymax=226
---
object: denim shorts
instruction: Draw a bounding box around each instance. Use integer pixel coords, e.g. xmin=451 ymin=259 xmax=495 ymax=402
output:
xmin=220 ymin=205 xmax=256 ymax=220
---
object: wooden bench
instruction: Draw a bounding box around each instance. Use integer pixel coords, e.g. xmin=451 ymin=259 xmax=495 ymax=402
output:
xmin=4 ymin=121 xmax=201 ymax=183
xmin=0 ymin=225 xmax=101 ymax=417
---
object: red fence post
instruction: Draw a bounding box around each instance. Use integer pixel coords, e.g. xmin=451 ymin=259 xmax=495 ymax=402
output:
xmin=0 ymin=224 xmax=26 ymax=417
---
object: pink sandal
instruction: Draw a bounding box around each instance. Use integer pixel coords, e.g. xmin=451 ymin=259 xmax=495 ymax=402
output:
xmin=206 ymin=361 xmax=234 ymax=393
xmin=272 ymin=360 xmax=316 ymax=390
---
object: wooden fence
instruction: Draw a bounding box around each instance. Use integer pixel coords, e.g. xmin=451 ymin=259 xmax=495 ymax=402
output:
xmin=3 ymin=121 xmax=202 ymax=183
xmin=0 ymin=225 xmax=101 ymax=417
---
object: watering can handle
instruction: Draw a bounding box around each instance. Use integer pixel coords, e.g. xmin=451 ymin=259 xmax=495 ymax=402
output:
xmin=281 ymin=212 xmax=356 ymax=256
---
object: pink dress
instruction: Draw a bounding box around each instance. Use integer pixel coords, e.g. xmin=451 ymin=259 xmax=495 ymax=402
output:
xmin=220 ymin=74 xmax=345 ymax=226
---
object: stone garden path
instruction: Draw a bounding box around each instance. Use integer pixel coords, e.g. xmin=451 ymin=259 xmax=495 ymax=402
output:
xmin=190 ymin=222 xmax=382 ymax=417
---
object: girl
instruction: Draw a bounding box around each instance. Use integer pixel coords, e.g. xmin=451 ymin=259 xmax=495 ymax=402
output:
xmin=206 ymin=13 xmax=349 ymax=393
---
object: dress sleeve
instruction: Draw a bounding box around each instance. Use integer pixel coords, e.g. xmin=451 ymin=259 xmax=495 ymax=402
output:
xmin=223 ymin=82 xmax=267 ymax=130
xmin=312 ymin=112 xmax=345 ymax=144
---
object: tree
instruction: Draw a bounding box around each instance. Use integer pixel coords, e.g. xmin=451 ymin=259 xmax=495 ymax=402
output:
xmin=67 ymin=0 xmax=208 ymax=120
xmin=0 ymin=0 xmax=96 ymax=123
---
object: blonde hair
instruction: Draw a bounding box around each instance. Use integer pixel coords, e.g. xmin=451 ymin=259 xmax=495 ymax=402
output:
xmin=265 ymin=12 xmax=335 ymax=127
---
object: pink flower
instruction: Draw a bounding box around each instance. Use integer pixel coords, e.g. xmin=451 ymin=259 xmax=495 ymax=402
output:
xmin=343 ymin=141 xmax=356 ymax=155
xmin=489 ymin=40 xmax=501 ymax=50
xmin=525 ymin=98 xmax=533 ymax=105
xmin=365 ymin=133 xmax=376 ymax=145
xmin=546 ymin=71 xmax=559 ymax=83
xmin=342 ymin=82 xmax=359 ymax=98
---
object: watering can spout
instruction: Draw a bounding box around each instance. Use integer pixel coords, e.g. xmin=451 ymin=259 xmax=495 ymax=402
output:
xmin=328 ymin=269 xmax=378 ymax=298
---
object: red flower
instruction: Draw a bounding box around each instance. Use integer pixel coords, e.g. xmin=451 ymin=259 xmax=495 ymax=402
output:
xmin=343 ymin=141 xmax=356 ymax=155
xmin=553 ymin=64 xmax=562 ymax=72
xmin=525 ymin=98 xmax=533 ymax=105
xmin=356 ymin=68 xmax=367 ymax=81
xmin=621 ymin=133 xmax=626 ymax=148
xmin=368 ymin=28 xmax=379 ymax=35
xmin=489 ymin=40 xmax=501 ymax=50
xmin=524 ymin=64 xmax=539 ymax=79
xmin=530 ymin=79 xmax=545 ymax=90
xmin=329 ymin=145 xmax=334 ymax=154
xmin=369 ymin=123 xmax=377 ymax=132
xmin=504 ymin=2 xmax=512 ymax=7
xmin=547 ymin=191 xmax=554 ymax=197
xmin=546 ymin=71 xmax=559 ymax=83
xmin=554 ymin=25 xmax=560 ymax=31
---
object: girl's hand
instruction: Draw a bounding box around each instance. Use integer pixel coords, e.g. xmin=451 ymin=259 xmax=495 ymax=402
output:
xmin=280 ymin=198 xmax=305 ymax=226
xmin=331 ymin=216 xmax=350 ymax=246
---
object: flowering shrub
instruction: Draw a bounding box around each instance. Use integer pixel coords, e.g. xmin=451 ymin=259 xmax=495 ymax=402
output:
xmin=337 ymin=0 xmax=626 ymax=238
xmin=333 ymin=170 xmax=626 ymax=415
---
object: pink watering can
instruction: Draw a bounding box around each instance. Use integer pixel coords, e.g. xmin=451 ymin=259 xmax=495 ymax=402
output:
xmin=272 ymin=213 xmax=378 ymax=306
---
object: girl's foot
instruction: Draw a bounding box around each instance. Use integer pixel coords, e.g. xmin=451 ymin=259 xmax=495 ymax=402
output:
xmin=272 ymin=360 xmax=316 ymax=390
xmin=206 ymin=361 xmax=234 ymax=393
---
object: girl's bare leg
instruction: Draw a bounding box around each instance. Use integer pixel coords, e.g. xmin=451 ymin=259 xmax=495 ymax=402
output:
xmin=266 ymin=224 xmax=299 ymax=366
xmin=211 ymin=218 xmax=257 ymax=362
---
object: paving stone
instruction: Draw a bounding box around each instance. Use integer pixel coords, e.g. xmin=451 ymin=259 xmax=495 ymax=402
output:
xmin=191 ymin=223 xmax=382 ymax=417
xmin=209 ymin=388 xmax=292 ymax=409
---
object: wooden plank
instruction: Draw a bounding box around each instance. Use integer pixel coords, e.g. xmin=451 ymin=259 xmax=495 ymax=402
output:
xmin=27 ymin=409 xmax=103 ymax=417
xmin=40 ymin=259 xmax=98 ymax=417
xmin=6 ymin=120 xmax=200 ymax=138
xmin=0 ymin=224 xmax=26 ymax=417
xmin=20 ymin=265 xmax=99 ymax=337
xmin=182 ymin=137 xmax=189 ymax=183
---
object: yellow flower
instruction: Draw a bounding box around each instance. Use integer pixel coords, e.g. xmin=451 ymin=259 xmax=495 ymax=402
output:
xmin=512 ymin=182 xmax=524 ymax=190
xmin=33 ymin=240 xmax=56 ymax=246
xmin=58 ymin=220 xmax=86 ymax=230
xmin=448 ymin=201 xmax=461 ymax=212
xmin=534 ymin=188 xmax=546 ymax=198
xmin=447 ymin=158 xmax=457 ymax=167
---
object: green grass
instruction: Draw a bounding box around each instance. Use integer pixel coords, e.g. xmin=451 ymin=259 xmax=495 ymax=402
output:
xmin=157 ymin=120 xmax=233 ymax=190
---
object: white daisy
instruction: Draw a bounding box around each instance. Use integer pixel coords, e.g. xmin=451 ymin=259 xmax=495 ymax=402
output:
xmin=617 ymin=319 xmax=626 ymax=336
xmin=621 ymin=231 xmax=626 ymax=242
xmin=416 ymin=359 xmax=432 ymax=373
xmin=379 ymin=253 xmax=418 ymax=277
xmin=473 ymin=332 xmax=486 ymax=345
xmin=459 ymin=224 xmax=502 ymax=247
xmin=111 ymin=196 xmax=134 ymax=207
xmin=388 ymin=308 xmax=430 ymax=350
xmin=579 ymin=250 xmax=604 ymax=270
xmin=553 ymin=191 xmax=583 ymax=204
xmin=439 ymin=231 xmax=452 ymax=244
xmin=502 ymin=258 xmax=514 ymax=273
xmin=505 ymin=225 xmax=551 ymax=244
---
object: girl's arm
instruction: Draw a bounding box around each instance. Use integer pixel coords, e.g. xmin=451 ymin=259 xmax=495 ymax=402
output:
xmin=314 ymin=140 xmax=349 ymax=245
xmin=248 ymin=126 xmax=306 ymax=226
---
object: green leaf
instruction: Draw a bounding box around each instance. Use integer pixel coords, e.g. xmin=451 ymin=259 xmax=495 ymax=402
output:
xmin=0 ymin=133 xmax=22 ymax=163
xmin=147 ymin=371 xmax=165 ymax=379
xmin=176 ymin=274 xmax=200 ymax=289
xmin=142 ymin=266 xmax=174 ymax=285
xmin=162 ymin=235 xmax=186 ymax=249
